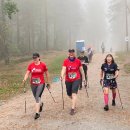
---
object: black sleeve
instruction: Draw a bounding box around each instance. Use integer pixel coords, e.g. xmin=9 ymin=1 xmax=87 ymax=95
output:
xmin=114 ymin=63 xmax=120 ymax=71
xmin=101 ymin=64 xmax=104 ymax=71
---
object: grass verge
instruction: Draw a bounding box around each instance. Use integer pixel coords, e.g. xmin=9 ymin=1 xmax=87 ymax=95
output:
xmin=116 ymin=51 xmax=130 ymax=74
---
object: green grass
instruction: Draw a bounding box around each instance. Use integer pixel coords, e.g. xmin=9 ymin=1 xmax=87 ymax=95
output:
xmin=124 ymin=63 xmax=130 ymax=74
xmin=0 ymin=74 xmax=26 ymax=99
xmin=47 ymin=54 xmax=66 ymax=81
xmin=116 ymin=51 xmax=130 ymax=74
xmin=48 ymin=55 xmax=66 ymax=74
xmin=116 ymin=52 xmax=127 ymax=64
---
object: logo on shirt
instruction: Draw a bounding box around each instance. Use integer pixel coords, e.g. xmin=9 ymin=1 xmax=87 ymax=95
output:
xmin=32 ymin=68 xmax=42 ymax=73
xmin=68 ymin=66 xmax=76 ymax=71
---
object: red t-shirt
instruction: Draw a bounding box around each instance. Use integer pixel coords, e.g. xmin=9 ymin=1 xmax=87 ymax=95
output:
xmin=27 ymin=62 xmax=48 ymax=85
xmin=63 ymin=58 xmax=82 ymax=82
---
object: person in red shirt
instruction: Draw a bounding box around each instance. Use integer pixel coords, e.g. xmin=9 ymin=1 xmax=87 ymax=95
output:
xmin=61 ymin=49 xmax=86 ymax=115
xmin=23 ymin=53 xmax=50 ymax=120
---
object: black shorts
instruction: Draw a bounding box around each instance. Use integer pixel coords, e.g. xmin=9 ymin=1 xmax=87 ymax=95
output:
xmin=65 ymin=79 xmax=80 ymax=96
xmin=103 ymin=79 xmax=117 ymax=89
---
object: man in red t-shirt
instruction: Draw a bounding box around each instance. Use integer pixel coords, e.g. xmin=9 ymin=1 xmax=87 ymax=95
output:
xmin=61 ymin=49 xmax=86 ymax=115
xmin=23 ymin=53 xmax=50 ymax=120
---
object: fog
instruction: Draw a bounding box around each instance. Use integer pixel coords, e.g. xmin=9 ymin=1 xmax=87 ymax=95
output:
xmin=0 ymin=0 xmax=130 ymax=64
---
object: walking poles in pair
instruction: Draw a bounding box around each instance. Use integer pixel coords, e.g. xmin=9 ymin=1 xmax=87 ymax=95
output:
xmin=46 ymin=84 xmax=56 ymax=103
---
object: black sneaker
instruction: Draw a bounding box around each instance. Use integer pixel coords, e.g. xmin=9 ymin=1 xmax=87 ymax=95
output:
xmin=70 ymin=109 xmax=75 ymax=115
xmin=39 ymin=102 xmax=44 ymax=112
xmin=112 ymin=100 xmax=116 ymax=106
xmin=34 ymin=113 xmax=40 ymax=120
xmin=104 ymin=105 xmax=109 ymax=111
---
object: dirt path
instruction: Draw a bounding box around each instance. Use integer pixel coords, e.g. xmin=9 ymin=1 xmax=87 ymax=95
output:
xmin=0 ymin=53 xmax=130 ymax=130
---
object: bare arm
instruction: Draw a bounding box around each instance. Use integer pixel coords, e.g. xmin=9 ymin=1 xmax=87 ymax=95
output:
xmin=23 ymin=70 xmax=30 ymax=82
xmin=100 ymin=70 xmax=104 ymax=79
xmin=79 ymin=66 xmax=85 ymax=81
xmin=83 ymin=62 xmax=89 ymax=66
xmin=114 ymin=70 xmax=119 ymax=79
xmin=61 ymin=66 xmax=66 ymax=80
xmin=45 ymin=70 xmax=50 ymax=83
xmin=100 ymin=70 xmax=105 ymax=86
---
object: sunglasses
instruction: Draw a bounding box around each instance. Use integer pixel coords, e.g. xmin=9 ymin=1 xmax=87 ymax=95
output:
xmin=68 ymin=49 xmax=75 ymax=53
xmin=32 ymin=56 xmax=38 ymax=59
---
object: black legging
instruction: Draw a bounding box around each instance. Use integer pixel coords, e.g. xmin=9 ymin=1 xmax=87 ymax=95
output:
xmin=31 ymin=84 xmax=45 ymax=103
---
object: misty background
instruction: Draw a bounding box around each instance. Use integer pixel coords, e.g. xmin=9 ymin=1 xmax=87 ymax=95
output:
xmin=0 ymin=0 xmax=130 ymax=64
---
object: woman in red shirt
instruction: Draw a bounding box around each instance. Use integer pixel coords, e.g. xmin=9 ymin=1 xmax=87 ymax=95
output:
xmin=61 ymin=49 xmax=86 ymax=115
xmin=23 ymin=53 xmax=50 ymax=119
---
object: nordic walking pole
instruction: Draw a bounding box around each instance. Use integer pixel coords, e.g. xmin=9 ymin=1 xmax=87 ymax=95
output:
xmin=85 ymin=86 xmax=89 ymax=98
xmin=46 ymin=84 xmax=56 ymax=103
xmin=100 ymin=79 xmax=104 ymax=93
xmin=86 ymin=75 xmax=89 ymax=88
xmin=61 ymin=80 xmax=64 ymax=110
xmin=23 ymin=83 xmax=26 ymax=113
xmin=84 ymin=81 xmax=89 ymax=98
xmin=117 ymin=87 xmax=123 ymax=109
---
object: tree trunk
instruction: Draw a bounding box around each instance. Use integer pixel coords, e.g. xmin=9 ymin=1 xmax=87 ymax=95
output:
xmin=44 ymin=0 xmax=48 ymax=50
xmin=28 ymin=24 xmax=31 ymax=54
xmin=1 ymin=0 xmax=10 ymax=65
xmin=16 ymin=12 xmax=20 ymax=45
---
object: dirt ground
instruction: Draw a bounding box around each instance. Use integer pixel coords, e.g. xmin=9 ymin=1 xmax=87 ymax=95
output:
xmin=0 ymin=53 xmax=130 ymax=130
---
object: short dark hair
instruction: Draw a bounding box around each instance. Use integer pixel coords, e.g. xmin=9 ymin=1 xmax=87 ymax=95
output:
xmin=105 ymin=54 xmax=115 ymax=64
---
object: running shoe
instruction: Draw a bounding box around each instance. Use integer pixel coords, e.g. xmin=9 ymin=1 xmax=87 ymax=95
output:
xmin=112 ymin=100 xmax=116 ymax=106
xmin=34 ymin=113 xmax=40 ymax=120
xmin=70 ymin=109 xmax=75 ymax=115
xmin=104 ymin=105 xmax=109 ymax=111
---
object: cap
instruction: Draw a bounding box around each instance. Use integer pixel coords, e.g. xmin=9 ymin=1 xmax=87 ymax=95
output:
xmin=32 ymin=53 xmax=40 ymax=58
xmin=80 ymin=50 xmax=84 ymax=53
xmin=68 ymin=49 xmax=75 ymax=53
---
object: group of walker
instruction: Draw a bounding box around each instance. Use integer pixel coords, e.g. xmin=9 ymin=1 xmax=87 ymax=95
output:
xmin=23 ymin=49 xmax=120 ymax=120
